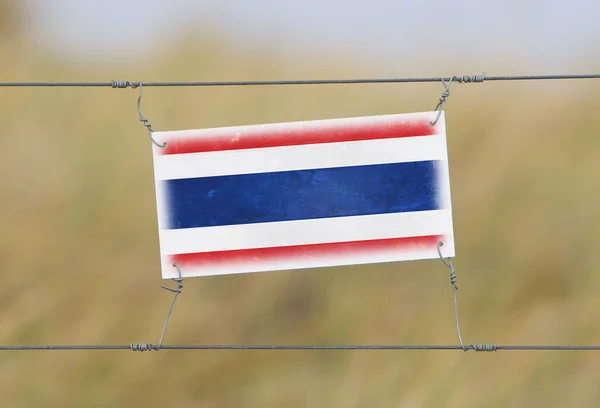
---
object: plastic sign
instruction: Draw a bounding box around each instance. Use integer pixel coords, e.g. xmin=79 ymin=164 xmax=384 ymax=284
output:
xmin=151 ymin=111 xmax=455 ymax=279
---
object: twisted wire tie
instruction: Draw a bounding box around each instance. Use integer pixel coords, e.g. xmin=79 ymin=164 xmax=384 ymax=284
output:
xmin=437 ymin=242 xmax=497 ymax=353
xmin=454 ymin=74 xmax=486 ymax=83
xmin=470 ymin=344 xmax=499 ymax=352
xmin=111 ymin=80 xmax=139 ymax=89
xmin=111 ymin=80 xmax=166 ymax=147
xmin=130 ymin=343 xmax=155 ymax=352
xmin=430 ymin=73 xmax=485 ymax=126
xmin=434 ymin=80 xmax=452 ymax=111
xmin=130 ymin=265 xmax=184 ymax=352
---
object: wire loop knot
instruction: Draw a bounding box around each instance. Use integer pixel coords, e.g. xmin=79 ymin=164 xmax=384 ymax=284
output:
xmin=136 ymin=82 xmax=166 ymax=148
xmin=430 ymin=77 xmax=453 ymax=126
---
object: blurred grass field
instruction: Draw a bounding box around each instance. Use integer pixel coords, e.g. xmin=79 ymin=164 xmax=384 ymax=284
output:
xmin=2 ymin=4 xmax=600 ymax=407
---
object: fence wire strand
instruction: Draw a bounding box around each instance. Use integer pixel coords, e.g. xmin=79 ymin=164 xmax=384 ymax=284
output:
xmin=0 ymin=73 xmax=599 ymax=88
xmin=1 ymin=344 xmax=600 ymax=352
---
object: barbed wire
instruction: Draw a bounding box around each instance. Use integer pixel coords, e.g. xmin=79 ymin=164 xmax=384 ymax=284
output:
xmin=0 ymin=73 xmax=598 ymax=87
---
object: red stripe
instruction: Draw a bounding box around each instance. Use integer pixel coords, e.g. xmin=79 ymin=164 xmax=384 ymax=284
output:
xmin=160 ymin=118 xmax=436 ymax=155
xmin=168 ymin=235 xmax=444 ymax=268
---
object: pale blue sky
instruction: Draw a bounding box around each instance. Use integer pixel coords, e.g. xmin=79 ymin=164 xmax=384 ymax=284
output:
xmin=23 ymin=0 xmax=600 ymax=71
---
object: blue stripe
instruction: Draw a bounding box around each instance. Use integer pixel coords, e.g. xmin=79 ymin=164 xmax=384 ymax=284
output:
xmin=163 ymin=161 xmax=443 ymax=230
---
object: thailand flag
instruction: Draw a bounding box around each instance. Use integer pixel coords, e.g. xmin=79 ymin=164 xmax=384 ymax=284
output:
xmin=151 ymin=111 xmax=455 ymax=279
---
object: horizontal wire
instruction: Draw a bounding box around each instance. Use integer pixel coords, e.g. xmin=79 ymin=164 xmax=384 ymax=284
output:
xmin=1 ymin=344 xmax=600 ymax=351
xmin=0 ymin=74 xmax=599 ymax=87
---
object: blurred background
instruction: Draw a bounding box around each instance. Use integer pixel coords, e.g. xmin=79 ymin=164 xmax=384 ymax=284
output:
xmin=1 ymin=0 xmax=600 ymax=406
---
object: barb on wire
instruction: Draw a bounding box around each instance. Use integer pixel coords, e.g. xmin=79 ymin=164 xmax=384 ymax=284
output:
xmin=1 ymin=73 xmax=599 ymax=87
xmin=135 ymin=82 xmax=166 ymax=148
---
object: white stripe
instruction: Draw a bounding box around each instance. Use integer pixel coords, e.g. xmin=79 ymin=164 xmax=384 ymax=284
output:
xmin=158 ymin=209 xmax=453 ymax=255
xmin=153 ymin=135 xmax=446 ymax=180
xmin=160 ymin=237 xmax=455 ymax=279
